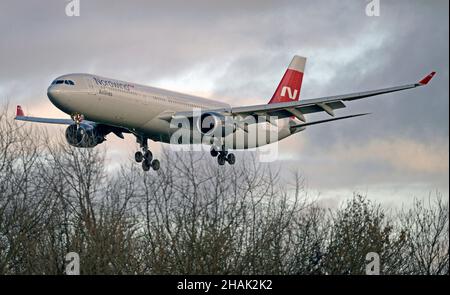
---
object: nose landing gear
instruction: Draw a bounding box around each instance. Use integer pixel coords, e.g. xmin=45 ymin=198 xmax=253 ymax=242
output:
xmin=135 ymin=136 xmax=160 ymax=172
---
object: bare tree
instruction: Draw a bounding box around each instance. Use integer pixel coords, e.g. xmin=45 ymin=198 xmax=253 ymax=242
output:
xmin=135 ymin=151 xmax=308 ymax=274
xmin=0 ymin=104 xmax=448 ymax=275
xmin=401 ymin=194 xmax=449 ymax=275
xmin=323 ymin=195 xmax=408 ymax=275
xmin=0 ymin=104 xmax=53 ymax=274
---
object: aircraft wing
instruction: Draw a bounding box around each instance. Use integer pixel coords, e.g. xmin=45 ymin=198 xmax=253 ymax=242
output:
xmin=14 ymin=105 xmax=130 ymax=139
xmin=14 ymin=106 xmax=74 ymax=124
xmin=170 ymin=72 xmax=436 ymax=122
xmin=15 ymin=116 xmax=74 ymax=125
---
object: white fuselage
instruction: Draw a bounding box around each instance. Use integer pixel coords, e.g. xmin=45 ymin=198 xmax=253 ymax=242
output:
xmin=47 ymin=73 xmax=296 ymax=149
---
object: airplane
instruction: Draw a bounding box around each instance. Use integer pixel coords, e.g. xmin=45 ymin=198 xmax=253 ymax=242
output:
xmin=15 ymin=55 xmax=436 ymax=171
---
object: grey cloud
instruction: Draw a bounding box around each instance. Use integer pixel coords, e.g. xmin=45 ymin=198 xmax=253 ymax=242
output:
xmin=0 ymin=0 xmax=447 ymax=201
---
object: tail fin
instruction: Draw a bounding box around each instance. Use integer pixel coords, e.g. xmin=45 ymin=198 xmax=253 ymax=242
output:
xmin=268 ymin=55 xmax=307 ymax=104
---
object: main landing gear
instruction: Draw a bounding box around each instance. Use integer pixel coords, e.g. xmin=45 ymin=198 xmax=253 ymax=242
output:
xmin=135 ymin=136 xmax=160 ymax=172
xmin=210 ymin=147 xmax=236 ymax=166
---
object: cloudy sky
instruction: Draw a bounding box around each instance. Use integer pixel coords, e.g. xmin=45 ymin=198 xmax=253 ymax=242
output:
xmin=1 ymin=0 xmax=448 ymax=207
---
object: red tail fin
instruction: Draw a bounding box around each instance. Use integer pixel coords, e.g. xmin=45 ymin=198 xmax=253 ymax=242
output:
xmin=16 ymin=105 xmax=24 ymax=117
xmin=268 ymin=55 xmax=307 ymax=104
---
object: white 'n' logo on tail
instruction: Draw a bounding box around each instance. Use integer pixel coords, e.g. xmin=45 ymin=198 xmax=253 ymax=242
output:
xmin=280 ymin=86 xmax=298 ymax=100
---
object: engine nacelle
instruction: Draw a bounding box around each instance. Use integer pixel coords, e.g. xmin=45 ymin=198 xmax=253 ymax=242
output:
xmin=65 ymin=123 xmax=106 ymax=148
xmin=196 ymin=112 xmax=236 ymax=138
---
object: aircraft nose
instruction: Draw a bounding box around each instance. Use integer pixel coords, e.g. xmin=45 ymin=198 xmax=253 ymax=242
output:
xmin=47 ymin=86 xmax=60 ymax=98
xmin=47 ymin=85 xmax=68 ymax=107
xmin=47 ymin=85 xmax=66 ymax=103
xmin=47 ymin=84 xmax=73 ymax=114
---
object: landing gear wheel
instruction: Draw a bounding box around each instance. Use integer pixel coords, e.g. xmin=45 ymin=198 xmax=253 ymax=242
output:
xmin=142 ymin=159 xmax=151 ymax=171
xmin=226 ymin=153 xmax=236 ymax=165
xmin=135 ymin=151 xmax=144 ymax=163
xmin=151 ymin=159 xmax=160 ymax=171
xmin=218 ymin=155 xmax=226 ymax=166
xmin=210 ymin=147 xmax=219 ymax=157
xmin=144 ymin=150 xmax=153 ymax=162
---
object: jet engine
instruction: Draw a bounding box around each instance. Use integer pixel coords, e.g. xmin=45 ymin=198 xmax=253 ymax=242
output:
xmin=196 ymin=112 xmax=236 ymax=138
xmin=65 ymin=123 xmax=106 ymax=148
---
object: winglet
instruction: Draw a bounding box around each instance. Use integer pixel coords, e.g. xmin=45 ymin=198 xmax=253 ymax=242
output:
xmin=16 ymin=105 xmax=25 ymax=117
xmin=418 ymin=72 xmax=436 ymax=85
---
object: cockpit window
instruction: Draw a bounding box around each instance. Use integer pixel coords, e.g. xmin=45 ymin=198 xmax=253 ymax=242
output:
xmin=52 ymin=79 xmax=75 ymax=85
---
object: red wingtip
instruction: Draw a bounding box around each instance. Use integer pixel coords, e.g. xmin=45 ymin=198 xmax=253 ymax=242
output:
xmin=16 ymin=105 xmax=24 ymax=117
xmin=418 ymin=71 xmax=436 ymax=85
